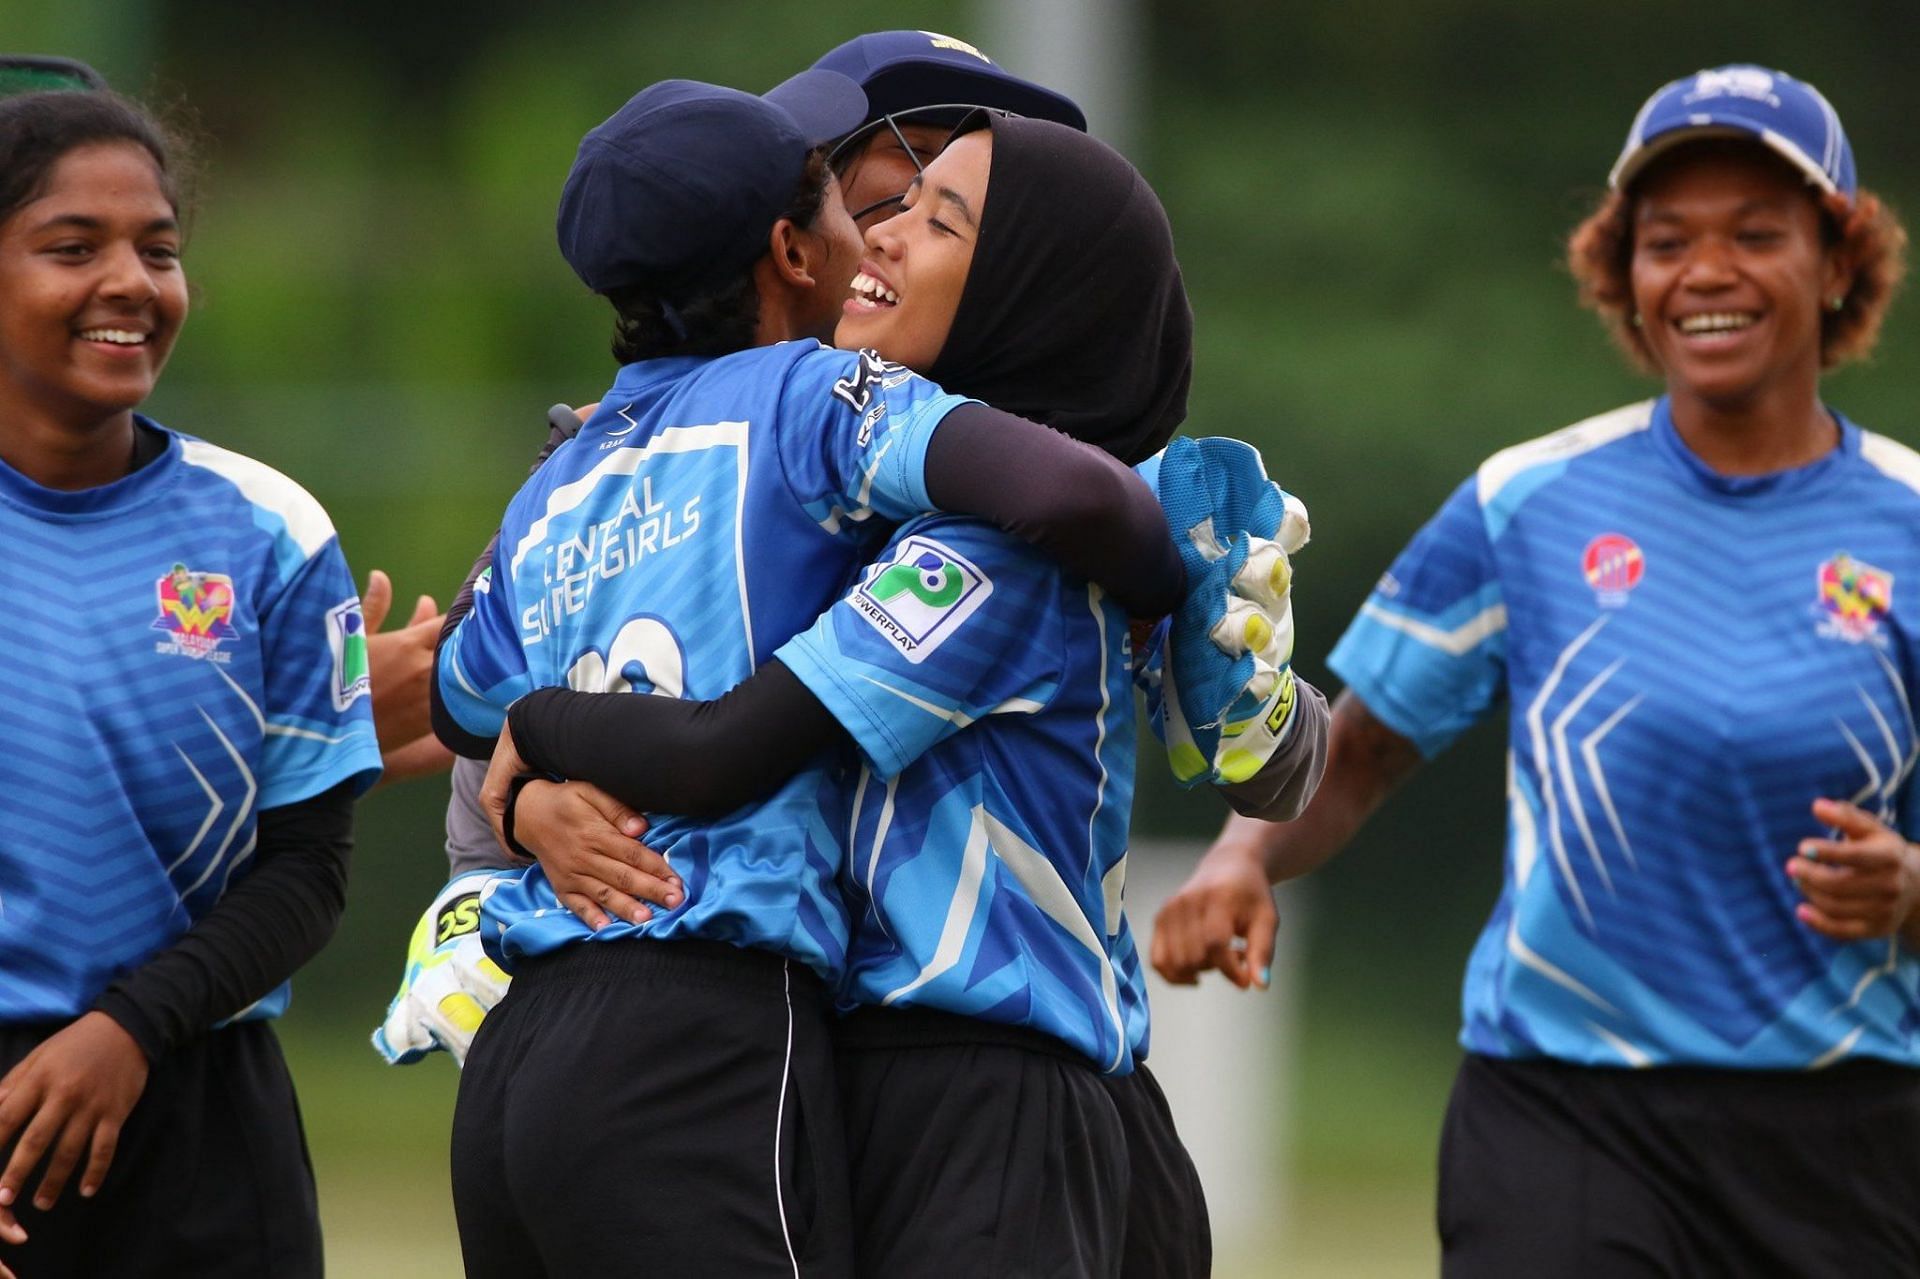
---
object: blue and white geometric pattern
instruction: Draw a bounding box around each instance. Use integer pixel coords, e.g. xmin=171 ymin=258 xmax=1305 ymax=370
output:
xmin=1332 ymin=397 xmax=1920 ymax=1069
xmin=0 ymin=421 xmax=380 ymax=1025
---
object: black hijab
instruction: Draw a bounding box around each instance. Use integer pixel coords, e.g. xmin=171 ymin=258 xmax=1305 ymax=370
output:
xmin=926 ymin=115 xmax=1193 ymax=465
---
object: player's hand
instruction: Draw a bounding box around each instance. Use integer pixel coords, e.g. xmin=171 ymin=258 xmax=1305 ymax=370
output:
xmin=372 ymin=872 xmax=513 ymax=1067
xmin=1138 ymin=436 xmax=1311 ymax=787
xmin=362 ymin=569 xmax=454 ymax=782
xmin=1788 ymin=799 xmax=1920 ymax=942
xmin=509 ymin=780 xmax=681 ymax=931
xmin=1150 ymin=842 xmax=1278 ymax=989
xmin=0 ymin=1012 xmax=148 ymax=1241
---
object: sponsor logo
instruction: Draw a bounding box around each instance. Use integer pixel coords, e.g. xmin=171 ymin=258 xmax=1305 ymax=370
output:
xmin=858 ymin=400 xmax=887 ymax=448
xmin=850 ymin=535 xmax=992 ymax=663
xmin=1582 ymin=533 xmax=1645 ymax=606
xmin=1816 ymin=552 xmax=1893 ymax=645
xmin=1684 ymin=67 xmax=1780 ymax=108
xmin=152 ymin=563 xmax=237 ymax=662
xmin=831 ymin=348 xmax=910 ymax=415
xmin=922 ymin=31 xmax=991 ymax=63
xmin=436 ymin=892 xmax=483 ymax=944
xmin=327 ymin=599 xmax=373 ymax=709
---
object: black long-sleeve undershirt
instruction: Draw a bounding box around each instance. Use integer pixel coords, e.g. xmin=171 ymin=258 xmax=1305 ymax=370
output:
xmin=508 ymin=661 xmax=843 ymax=818
xmin=91 ymin=782 xmax=354 ymax=1064
xmin=432 ymin=401 xmax=1183 ymax=760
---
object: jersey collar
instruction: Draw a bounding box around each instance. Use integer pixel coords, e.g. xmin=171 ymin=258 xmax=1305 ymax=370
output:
xmin=1649 ymin=394 xmax=1857 ymax=501
xmin=0 ymin=414 xmax=182 ymax=520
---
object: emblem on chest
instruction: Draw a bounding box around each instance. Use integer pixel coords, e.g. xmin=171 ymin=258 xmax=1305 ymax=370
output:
xmin=152 ymin=563 xmax=237 ymax=662
xmin=1581 ymin=533 xmax=1645 ymax=608
xmin=1816 ymin=553 xmax=1893 ymax=645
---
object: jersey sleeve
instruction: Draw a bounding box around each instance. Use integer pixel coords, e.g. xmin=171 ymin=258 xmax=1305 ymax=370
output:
xmin=256 ymin=536 xmax=382 ymax=808
xmin=773 ymin=346 xmax=975 ymax=534
xmin=436 ymin=547 xmax=533 ymax=741
xmin=774 ymin=517 xmax=1065 ymax=778
xmin=1327 ymin=476 xmax=1507 ymax=758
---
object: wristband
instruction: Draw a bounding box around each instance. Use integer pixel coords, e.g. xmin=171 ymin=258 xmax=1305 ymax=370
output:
xmin=501 ymin=771 xmax=562 ymax=861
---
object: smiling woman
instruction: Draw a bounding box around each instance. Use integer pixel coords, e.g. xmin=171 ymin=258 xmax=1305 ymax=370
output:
xmin=0 ymin=89 xmax=380 ymax=1279
xmin=1154 ymin=62 xmax=1920 ymax=1277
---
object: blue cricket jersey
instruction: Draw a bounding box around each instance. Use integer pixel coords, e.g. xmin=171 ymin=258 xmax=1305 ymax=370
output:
xmin=778 ymin=515 xmax=1142 ymax=1073
xmin=0 ymin=420 xmax=381 ymax=1025
xmin=1331 ymin=397 xmax=1920 ymax=1069
xmin=440 ymin=343 xmax=970 ymax=979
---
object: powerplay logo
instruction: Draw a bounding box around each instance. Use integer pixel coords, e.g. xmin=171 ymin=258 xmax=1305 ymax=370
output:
xmin=850 ymin=535 xmax=992 ymax=664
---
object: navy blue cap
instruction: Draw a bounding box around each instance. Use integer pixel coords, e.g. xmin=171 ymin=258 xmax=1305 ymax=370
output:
xmin=1610 ymin=64 xmax=1855 ymax=197
xmin=811 ymin=30 xmax=1086 ymax=130
xmin=556 ymin=70 xmax=867 ymax=296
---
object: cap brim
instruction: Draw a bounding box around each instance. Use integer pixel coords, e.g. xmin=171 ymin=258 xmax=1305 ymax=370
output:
xmin=1610 ymin=123 xmax=1838 ymax=195
xmin=764 ymin=69 xmax=870 ymax=147
xmin=858 ymin=60 xmax=1086 ymax=131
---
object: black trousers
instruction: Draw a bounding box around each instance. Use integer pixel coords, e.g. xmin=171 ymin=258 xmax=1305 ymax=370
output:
xmin=1440 ymin=1052 xmax=1920 ymax=1278
xmin=1103 ymin=1062 xmax=1211 ymax=1279
xmin=0 ymin=1018 xmax=320 ymax=1279
xmin=451 ymin=939 xmax=852 ymax=1278
xmin=835 ymin=1005 xmax=1129 ymax=1279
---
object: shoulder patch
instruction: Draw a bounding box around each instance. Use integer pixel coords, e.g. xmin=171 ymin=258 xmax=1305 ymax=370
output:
xmin=327 ymin=599 xmax=373 ymax=710
xmin=1476 ymin=401 xmax=1654 ymax=508
xmin=1860 ymin=431 xmax=1920 ymax=499
xmin=177 ymin=438 xmax=337 ymax=557
xmin=849 ymin=534 xmax=993 ymax=664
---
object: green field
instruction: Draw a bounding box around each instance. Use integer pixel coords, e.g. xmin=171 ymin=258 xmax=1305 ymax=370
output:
xmin=285 ymin=994 xmax=1454 ymax=1278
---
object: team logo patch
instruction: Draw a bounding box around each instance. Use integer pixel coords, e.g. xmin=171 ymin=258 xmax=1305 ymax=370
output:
xmin=1582 ymin=533 xmax=1644 ymax=606
xmin=850 ymin=535 xmax=992 ymax=664
xmin=327 ymin=599 xmax=373 ymax=709
xmin=1816 ymin=553 xmax=1893 ymax=645
xmin=151 ymin=563 xmax=237 ymax=662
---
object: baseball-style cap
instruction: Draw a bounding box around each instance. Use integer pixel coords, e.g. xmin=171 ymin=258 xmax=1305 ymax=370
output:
xmin=0 ymin=55 xmax=107 ymax=97
xmin=1609 ymin=64 xmax=1855 ymax=197
xmin=556 ymin=70 xmax=867 ymax=296
xmin=811 ymin=29 xmax=1085 ymax=130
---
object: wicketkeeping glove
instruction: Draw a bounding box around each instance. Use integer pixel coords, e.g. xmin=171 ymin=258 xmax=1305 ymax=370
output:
xmin=371 ymin=871 xmax=512 ymax=1067
xmin=1138 ymin=436 xmax=1310 ymax=787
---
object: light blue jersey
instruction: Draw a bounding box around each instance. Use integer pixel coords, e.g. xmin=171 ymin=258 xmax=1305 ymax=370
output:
xmin=778 ymin=515 xmax=1142 ymax=1073
xmin=1331 ymin=397 xmax=1920 ymax=1069
xmin=0 ymin=421 xmax=381 ymax=1025
xmin=440 ymin=342 xmax=969 ymax=979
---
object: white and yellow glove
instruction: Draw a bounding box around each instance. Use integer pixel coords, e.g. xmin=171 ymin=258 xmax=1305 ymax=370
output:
xmin=371 ymin=871 xmax=512 ymax=1067
xmin=1139 ymin=437 xmax=1311 ymax=786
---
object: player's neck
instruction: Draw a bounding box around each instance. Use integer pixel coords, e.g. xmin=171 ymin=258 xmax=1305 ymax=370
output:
xmin=1664 ymin=376 xmax=1835 ymax=478
xmin=0 ymin=398 xmax=139 ymax=491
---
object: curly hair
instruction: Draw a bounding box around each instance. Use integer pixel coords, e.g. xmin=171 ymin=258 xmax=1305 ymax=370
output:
xmin=609 ymin=149 xmax=835 ymax=364
xmin=1567 ymin=144 xmax=1908 ymax=372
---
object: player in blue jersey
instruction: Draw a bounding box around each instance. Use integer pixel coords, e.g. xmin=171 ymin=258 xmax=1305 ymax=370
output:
xmin=0 ymin=89 xmax=381 ymax=1279
xmin=482 ymin=112 xmax=1317 ymax=1277
xmin=431 ymin=73 xmax=1200 ymax=1278
xmin=1154 ymin=64 xmax=1919 ymax=1273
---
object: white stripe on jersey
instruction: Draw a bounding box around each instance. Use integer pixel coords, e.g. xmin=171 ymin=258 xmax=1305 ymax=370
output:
xmin=881 ymin=809 xmax=993 ymax=1005
xmin=854 ymin=676 xmax=1045 ymax=729
xmin=980 ymin=810 xmax=1127 ymax=1073
xmin=1356 ymin=600 xmax=1507 ymax=655
xmin=509 ymin=420 xmax=747 ymax=573
xmin=1474 ymin=400 xmax=1653 ymax=507
xmin=1861 ymin=430 xmax=1920 ymax=496
xmin=179 ymin=438 xmax=336 ymax=557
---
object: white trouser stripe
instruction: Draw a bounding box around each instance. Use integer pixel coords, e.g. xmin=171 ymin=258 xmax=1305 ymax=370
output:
xmin=775 ymin=960 xmax=800 ymax=1278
